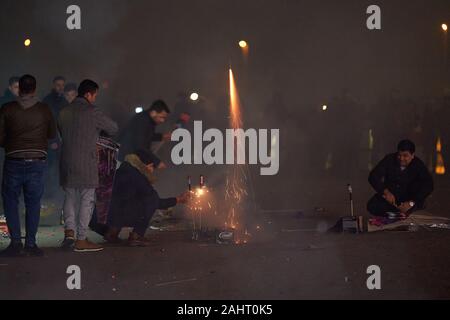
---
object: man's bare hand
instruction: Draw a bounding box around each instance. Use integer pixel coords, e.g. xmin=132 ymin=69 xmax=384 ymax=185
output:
xmin=50 ymin=142 xmax=59 ymax=150
xmin=398 ymin=202 xmax=413 ymax=214
xmin=383 ymin=189 xmax=396 ymax=205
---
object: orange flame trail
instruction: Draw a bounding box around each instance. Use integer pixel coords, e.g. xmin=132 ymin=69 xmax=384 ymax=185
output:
xmin=226 ymin=68 xmax=250 ymax=243
xmin=229 ymin=69 xmax=242 ymax=129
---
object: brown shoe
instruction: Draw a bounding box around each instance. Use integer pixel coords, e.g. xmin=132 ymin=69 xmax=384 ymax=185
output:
xmin=128 ymin=232 xmax=152 ymax=247
xmin=104 ymin=227 xmax=121 ymax=243
xmin=74 ymin=239 xmax=104 ymax=252
xmin=64 ymin=229 xmax=75 ymax=240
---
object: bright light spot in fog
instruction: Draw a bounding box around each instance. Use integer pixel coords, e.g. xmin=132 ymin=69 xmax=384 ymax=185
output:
xmin=239 ymin=40 xmax=248 ymax=48
xmin=443 ymin=24 xmax=448 ymax=32
xmin=195 ymin=188 xmax=205 ymax=197
xmin=24 ymin=39 xmax=31 ymax=47
xmin=135 ymin=107 xmax=143 ymax=114
xmin=190 ymin=93 xmax=199 ymax=101
xmin=322 ymin=105 xmax=328 ymax=111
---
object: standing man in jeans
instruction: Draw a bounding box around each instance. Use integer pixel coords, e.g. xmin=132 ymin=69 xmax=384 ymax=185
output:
xmin=58 ymin=79 xmax=118 ymax=252
xmin=0 ymin=74 xmax=56 ymax=257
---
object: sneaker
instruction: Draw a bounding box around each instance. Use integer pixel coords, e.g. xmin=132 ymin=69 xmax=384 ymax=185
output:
xmin=61 ymin=229 xmax=75 ymax=251
xmin=24 ymin=245 xmax=44 ymax=257
xmin=128 ymin=232 xmax=152 ymax=247
xmin=0 ymin=242 xmax=24 ymax=257
xmin=74 ymin=239 xmax=104 ymax=252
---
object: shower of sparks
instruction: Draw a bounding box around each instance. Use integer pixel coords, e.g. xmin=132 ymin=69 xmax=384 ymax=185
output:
xmin=188 ymin=185 xmax=214 ymax=240
xmin=186 ymin=69 xmax=253 ymax=244
xmin=226 ymin=68 xmax=251 ymax=244
xmin=188 ymin=187 xmax=211 ymax=212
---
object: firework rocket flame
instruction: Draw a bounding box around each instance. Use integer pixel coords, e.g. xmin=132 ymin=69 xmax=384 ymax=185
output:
xmin=187 ymin=69 xmax=252 ymax=244
xmin=226 ymin=68 xmax=250 ymax=243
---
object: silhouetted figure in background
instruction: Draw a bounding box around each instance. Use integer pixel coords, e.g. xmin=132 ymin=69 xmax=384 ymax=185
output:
xmin=63 ymin=82 xmax=78 ymax=104
xmin=43 ymin=76 xmax=68 ymax=200
xmin=0 ymin=77 xmax=19 ymax=107
xmin=43 ymin=76 xmax=67 ymax=118
xmin=118 ymin=100 xmax=172 ymax=167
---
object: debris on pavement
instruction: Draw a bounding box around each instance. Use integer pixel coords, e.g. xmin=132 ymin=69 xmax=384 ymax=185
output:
xmin=429 ymin=223 xmax=450 ymax=230
xmin=155 ymin=278 xmax=198 ymax=287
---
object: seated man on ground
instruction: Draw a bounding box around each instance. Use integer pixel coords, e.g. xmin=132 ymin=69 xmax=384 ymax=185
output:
xmin=104 ymin=149 xmax=189 ymax=246
xmin=367 ymin=139 xmax=433 ymax=218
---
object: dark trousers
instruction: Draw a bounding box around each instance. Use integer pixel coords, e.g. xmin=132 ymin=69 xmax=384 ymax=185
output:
xmin=367 ymin=194 xmax=417 ymax=217
xmin=45 ymin=149 xmax=60 ymax=198
xmin=109 ymin=197 xmax=158 ymax=237
xmin=2 ymin=159 xmax=47 ymax=246
xmin=132 ymin=208 xmax=157 ymax=236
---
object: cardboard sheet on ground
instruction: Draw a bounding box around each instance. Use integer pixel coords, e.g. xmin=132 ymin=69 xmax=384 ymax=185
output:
xmin=368 ymin=211 xmax=450 ymax=232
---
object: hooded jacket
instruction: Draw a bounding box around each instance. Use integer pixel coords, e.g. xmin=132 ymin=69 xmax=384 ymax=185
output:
xmin=0 ymin=95 xmax=56 ymax=157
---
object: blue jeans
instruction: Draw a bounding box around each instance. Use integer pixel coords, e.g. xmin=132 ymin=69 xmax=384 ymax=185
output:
xmin=2 ymin=159 xmax=47 ymax=246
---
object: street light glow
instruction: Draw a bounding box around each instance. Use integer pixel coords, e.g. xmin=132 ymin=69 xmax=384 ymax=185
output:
xmin=322 ymin=105 xmax=328 ymax=111
xmin=135 ymin=107 xmax=144 ymax=114
xmin=443 ymin=24 xmax=448 ymax=32
xmin=190 ymin=92 xmax=199 ymax=101
xmin=24 ymin=38 xmax=31 ymax=47
xmin=239 ymin=40 xmax=248 ymax=48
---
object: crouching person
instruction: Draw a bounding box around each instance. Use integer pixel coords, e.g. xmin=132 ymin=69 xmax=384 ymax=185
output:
xmin=367 ymin=139 xmax=434 ymax=218
xmin=104 ymin=149 xmax=189 ymax=246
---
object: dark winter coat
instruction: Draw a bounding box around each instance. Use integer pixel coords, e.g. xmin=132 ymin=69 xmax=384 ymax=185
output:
xmin=118 ymin=112 xmax=162 ymax=161
xmin=108 ymin=154 xmax=176 ymax=228
xmin=368 ymin=153 xmax=433 ymax=206
xmin=57 ymin=97 xmax=118 ymax=188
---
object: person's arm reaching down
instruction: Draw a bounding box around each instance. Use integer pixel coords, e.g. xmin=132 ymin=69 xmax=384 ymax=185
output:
xmin=94 ymin=107 xmax=119 ymax=137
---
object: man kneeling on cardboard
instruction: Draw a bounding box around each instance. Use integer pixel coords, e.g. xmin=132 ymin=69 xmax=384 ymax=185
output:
xmin=105 ymin=149 xmax=189 ymax=246
xmin=367 ymin=139 xmax=434 ymax=218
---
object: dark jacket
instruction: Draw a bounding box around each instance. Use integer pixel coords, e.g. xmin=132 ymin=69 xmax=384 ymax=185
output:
xmin=108 ymin=155 xmax=176 ymax=228
xmin=0 ymin=95 xmax=56 ymax=157
xmin=43 ymin=90 xmax=68 ymax=120
xmin=368 ymin=153 xmax=434 ymax=206
xmin=118 ymin=112 xmax=162 ymax=161
xmin=58 ymin=97 xmax=118 ymax=188
xmin=43 ymin=90 xmax=69 ymax=145
xmin=0 ymin=89 xmax=16 ymax=107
